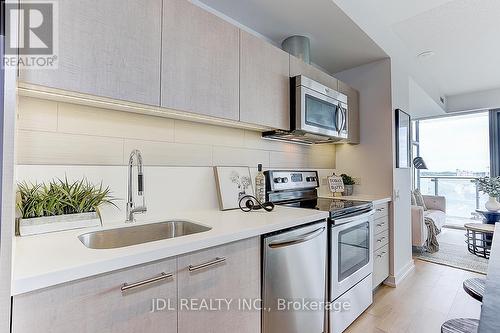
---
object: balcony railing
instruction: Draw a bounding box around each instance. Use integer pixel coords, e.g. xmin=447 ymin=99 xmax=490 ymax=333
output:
xmin=419 ymin=176 xmax=488 ymax=219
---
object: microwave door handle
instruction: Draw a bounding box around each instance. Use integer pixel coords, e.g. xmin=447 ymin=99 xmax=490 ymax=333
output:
xmin=341 ymin=108 xmax=346 ymax=131
xmin=335 ymin=107 xmax=341 ymax=132
xmin=338 ymin=107 xmax=346 ymax=132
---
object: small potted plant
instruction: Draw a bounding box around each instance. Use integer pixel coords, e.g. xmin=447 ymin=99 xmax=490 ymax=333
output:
xmin=472 ymin=176 xmax=500 ymax=211
xmin=16 ymin=178 xmax=117 ymax=236
xmin=341 ymin=174 xmax=356 ymax=196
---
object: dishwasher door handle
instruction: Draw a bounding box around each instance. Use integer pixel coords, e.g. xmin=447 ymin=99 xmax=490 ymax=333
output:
xmin=268 ymin=226 xmax=326 ymax=248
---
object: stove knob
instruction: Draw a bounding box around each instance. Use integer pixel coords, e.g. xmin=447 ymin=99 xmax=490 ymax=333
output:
xmin=283 ymin=177 xmax=289 ymax=183
xmin=274 ymin=177 xmax=282 ymax=183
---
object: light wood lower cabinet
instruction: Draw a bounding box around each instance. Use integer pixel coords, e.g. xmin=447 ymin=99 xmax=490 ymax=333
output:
xmin=372 ymin=202 xmax=390 ymax=289
xmin=12 ymin=257 xmax=178 ymax=333
xmin=11 ymin=237 xmax=261 ymax=333
xmin=177 ymin=237 xmax=261 ymax=333
xmin=373 ymin=244 xmax=390 ymax=288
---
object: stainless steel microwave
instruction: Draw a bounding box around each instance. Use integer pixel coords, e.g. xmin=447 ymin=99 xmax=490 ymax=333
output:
xmin=263 ymin=75 xmax=348 ymax=144
xmin=293 ymin=75 xmax=348 ymax=139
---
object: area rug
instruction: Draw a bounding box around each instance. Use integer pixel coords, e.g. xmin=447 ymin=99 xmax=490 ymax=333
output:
xmin=413 ymin=242 xmax=488 ymax=274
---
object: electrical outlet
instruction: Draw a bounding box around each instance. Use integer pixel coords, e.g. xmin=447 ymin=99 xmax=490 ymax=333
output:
xmin=353 ymin=177 xmax=361 ymax=185
xmin=321 ymin=177 xmax=328 ymax=186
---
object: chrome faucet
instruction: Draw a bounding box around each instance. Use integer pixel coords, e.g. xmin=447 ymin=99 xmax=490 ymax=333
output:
xmin=126 ymin=149 xmax=147 ymax=222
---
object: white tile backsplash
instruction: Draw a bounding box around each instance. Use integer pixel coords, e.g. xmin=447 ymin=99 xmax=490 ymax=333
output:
xmin=17 ymin=97 xmax=336 ymax=169
xmin=16 ymin=165 xmax=335 ymax=226
xmin=58 ymin=102 xmax=175 ymax=141
xmin=17 ymin=96 xmax=58 ymax=132
xmin=174 ymin=120 xmax=244 ymax=147
xmin=17 ymin=130 xmax=124 ymax=165
xmin=212 ymin=146 xmax=269 ymax=167
xmin=123 ymin=139 xmax=213 ymax=166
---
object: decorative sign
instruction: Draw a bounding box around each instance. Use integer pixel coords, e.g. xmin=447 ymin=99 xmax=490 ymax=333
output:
xmin=328 ymin=174 xmax=345 ymax=193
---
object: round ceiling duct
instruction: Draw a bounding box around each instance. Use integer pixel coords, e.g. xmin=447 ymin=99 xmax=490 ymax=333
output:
xmin=281 ymin=36 xmax=311 ymax=64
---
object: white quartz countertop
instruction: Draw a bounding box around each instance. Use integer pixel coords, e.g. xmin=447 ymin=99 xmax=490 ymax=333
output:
xmin=319 ymin=194 xmax=392 ymax=206
xmin=12 ymin=206 xmax=329 ymax=295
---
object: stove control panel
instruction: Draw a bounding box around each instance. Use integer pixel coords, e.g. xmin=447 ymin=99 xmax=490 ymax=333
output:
xmin=265 ymin=170 xmax=319 ymax=192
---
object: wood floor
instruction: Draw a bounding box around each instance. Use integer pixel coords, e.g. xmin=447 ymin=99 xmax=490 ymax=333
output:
xmin=345 ymin=259 xmax=484 ymax=333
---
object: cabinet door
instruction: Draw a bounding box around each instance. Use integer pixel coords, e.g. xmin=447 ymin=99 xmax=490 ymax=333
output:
xmin=19 ymin=0 xmax=162 ymax=106
xmin=12 ymin=258 xmax=177 ymax=333
xmin=338 ymin=81 xmax=360 ymax=144
xmin=240 ymin=31 xmax=290 ymax=129
xmin=373 ymin=244 xmax=390 ymax=288
xmin=161 ymin=0 xmax=239 ymax=120
xmin=289 ymin=55 xmax=338 ymax=90
xmin=177 ymin=237 xmax=261 ymax=333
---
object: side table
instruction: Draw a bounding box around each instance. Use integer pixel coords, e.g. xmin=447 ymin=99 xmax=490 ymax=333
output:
xmin=465 ymin=223 xmax=495 ymax=259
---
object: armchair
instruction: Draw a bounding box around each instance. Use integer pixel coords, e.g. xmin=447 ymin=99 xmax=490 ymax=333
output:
xmin=411 ymin=195 xmax=446 ymax=247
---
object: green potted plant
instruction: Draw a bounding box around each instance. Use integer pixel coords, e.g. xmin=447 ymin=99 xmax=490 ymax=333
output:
xmin=341 ymin=174 xmax=356 ymax=196
xmin=473 ymin=176 xmax=500 ymax=211
xmin=16 ymin=178 xmax=117 ymax=236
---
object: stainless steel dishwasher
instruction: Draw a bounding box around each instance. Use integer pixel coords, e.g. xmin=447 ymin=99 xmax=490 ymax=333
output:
xmin=262 ymin=220 xmax=327 ymax=333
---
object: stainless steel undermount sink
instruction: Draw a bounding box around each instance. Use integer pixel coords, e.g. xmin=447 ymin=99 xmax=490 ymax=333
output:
xmin=78 ymin=220 xmax=212 ymax=249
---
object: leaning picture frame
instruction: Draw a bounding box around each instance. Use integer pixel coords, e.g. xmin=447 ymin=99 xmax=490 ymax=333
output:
xmin=214 ymin=166 xmax=254 ymax=210
xmin=395 ymin=109 xmax=411 ymax=168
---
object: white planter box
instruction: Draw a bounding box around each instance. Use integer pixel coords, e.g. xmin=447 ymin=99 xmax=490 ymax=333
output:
xmin=17 ymin=212 xmax=101 ymax=236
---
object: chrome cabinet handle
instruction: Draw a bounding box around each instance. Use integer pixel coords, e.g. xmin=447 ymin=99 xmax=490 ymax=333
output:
xmin=377 ymin=251 xmax=387 ymax=258
xmin=376 ymin=208 xmax=385 ymax=212
xmin=121 ymin=272 xmax=173 ymax=295
xmin=376 ymin=222 xmax=385 ymax=227
xmin=189 ymin=257 xmax=227 ymax=272
xmin=268 ymin=227 xmax=326 ymax=248
xmin=376 ymin=237 xmax=386 ymax=243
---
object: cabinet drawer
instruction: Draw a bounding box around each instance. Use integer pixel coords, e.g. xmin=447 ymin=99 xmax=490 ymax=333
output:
xmin=373 ymin=244 xmax=389 ymax=288
xmin=12 ymin=257 xmax=177 ymax=333
xmin=177 ymin=237 xmax=261 ymax=333
xmin=374 ymin=229 xmax=389 ymax=251
xmin=373 ymin=203 xmax=389 ymax=219
xmin=374 ymin=216 xmax=389 ymax=234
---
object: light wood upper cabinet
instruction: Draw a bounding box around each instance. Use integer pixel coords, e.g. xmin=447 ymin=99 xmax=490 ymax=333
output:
xmin=19 ymin=0 xmax=162 ymax=106
xmin=177 ymin=237 xmax=261 ymax=333
xmin=12 ymin=257 xmax=177 ymax=333
xmin=289 ymin=55 xmax=338 ymax=90
xmin=161 ymin=0 xmax=239 ymax=121
xmin=338 ymin=80 xmax=360 ymax=144
xmin=240 ymin=31 xmax=290 ymax=130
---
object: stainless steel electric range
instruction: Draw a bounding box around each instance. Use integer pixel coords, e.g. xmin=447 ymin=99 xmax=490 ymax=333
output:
xmin=263 ymin=170 xmax=374 ymax=333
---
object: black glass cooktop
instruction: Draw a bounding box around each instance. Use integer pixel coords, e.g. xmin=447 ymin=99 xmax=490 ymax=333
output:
xmin=315 ymin=198 xmax=373 ymax=219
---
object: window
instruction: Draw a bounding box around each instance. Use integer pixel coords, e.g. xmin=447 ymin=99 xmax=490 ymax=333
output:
xmin=415 ymin=112 xmax=490 ymax=219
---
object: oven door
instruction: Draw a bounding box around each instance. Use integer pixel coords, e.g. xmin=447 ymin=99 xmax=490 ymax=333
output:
xmin=330 ymin=210 xmax=374 ymax=301
xmin=296 ymin=84 xmax=341 ymax=138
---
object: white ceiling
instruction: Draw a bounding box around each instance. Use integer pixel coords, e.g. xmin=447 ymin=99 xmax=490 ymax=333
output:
xmin=392 ymin=0 xmax=500 ymax=96
xmin=333 ymin=0 xmax=500 ymax=114
xmin=195 ymin=0 xmax=388 ymax=74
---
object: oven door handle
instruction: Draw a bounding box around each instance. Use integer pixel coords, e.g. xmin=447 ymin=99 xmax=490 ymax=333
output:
xmin=268 ymin=226 xmax=326 ymax=248
xmin=332 ymin=209 xmax=374 ymax=226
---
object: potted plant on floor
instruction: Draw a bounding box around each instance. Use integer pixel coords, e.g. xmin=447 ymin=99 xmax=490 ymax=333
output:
xmin=473 ymin=176 xmax=500 ymax=211
xmin=16 ymin=178 xmax=117 ymax=236
xmin=341 ymin=174 xmax=356 ymax=196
